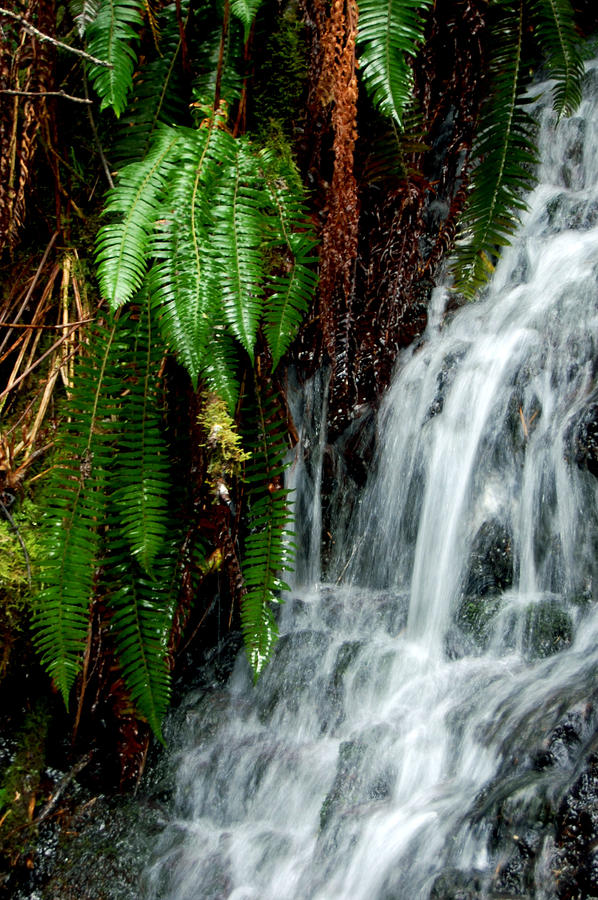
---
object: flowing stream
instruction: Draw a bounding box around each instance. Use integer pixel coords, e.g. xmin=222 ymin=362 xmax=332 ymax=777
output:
xmin=143 ymin=61 xmax=598 ymax=900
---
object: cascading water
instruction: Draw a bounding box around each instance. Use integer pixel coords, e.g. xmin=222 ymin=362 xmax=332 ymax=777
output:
xmin=143 ymin=60 xmax=598 ymax=900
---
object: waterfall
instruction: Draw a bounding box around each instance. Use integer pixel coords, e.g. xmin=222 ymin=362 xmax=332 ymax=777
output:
xmin=143 ymin=60 xmax=598 ymax=900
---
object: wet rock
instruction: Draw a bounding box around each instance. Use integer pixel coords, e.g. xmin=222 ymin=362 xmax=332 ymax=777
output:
xmin=318 ymin=640 xmax=362 ymax=734
xmin=427 ymin=347 xmax=468 ymax=420
xmin=559 ymin=117 xmax=586 ymax=190
xmin=567 ymin=396 xmax=598 ymax=478
xmin=522 ymin=599 xmax=573 ymax=660
xmin=464 ymin=521 xmax=513 ymax=598
xmin=430 ymin=868 xmax=485 ymax=899
xmin=553 ymin=753 xmax=598 ymax=900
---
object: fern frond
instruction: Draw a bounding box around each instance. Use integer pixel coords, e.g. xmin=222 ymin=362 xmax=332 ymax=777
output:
xmin=114 ymin=1 xmax=189 ymax=167
xmin=34 ymin=318 xmax=121 ymax=704
xmin=356 ymin=0 xmax=432 ymax=126
xmin=191 ymin=15 xmax=244 ymax=112
xmin=528 ymin=0 xmax=584 ymax=116
xmin=241 ymin=380 xmax=294 ymax=679
xmin=260 ymin=149 xmax=319 ymax=370
xmin=201 ymin=328 xmax=240 ymax=415
xmin=96 ymin=124 xmax=182 ymax=308
xmin=150 ymin=120 xmax=237 ymax=386
xmin=452 ymin=0 xmax=538 ymax=298
xmin=231 ymin=0 xmax=262 ymax=42
xmin=68 ymin=0 xmax=100 ymax=37
xmin=110 ymin=293 xmax=171 ymax=573
xmin=213 ymin=139 xmax=268 ymax=362
xmin=86 ymin=0 xmax=144 ymax=116
xmin=107 ymin=546 xmax=180 ymax=738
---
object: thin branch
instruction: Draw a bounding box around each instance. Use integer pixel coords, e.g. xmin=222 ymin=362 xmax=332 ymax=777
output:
xmin=0 ymin=317 xmax=94 ymax=329
xmin=84 ymin=74 xmax=114 ymax=189
xmin=0 ymin=8 xmax=113 ymax=68
xmin=0 ymin=323 xmax=84 ymax=401
xmin=0 ymin=89 xmax=92 ymax=105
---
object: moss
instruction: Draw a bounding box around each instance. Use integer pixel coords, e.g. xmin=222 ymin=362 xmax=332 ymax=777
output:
xmin=250 ymin=3 xmax=310 ymax=141
xmin=197 ymin=393 xmax=251 ymax=500
xmin=0 ymin=701 xmax=50 ymax=873
xmin=0 ymin=499 xmax=42 ymax=683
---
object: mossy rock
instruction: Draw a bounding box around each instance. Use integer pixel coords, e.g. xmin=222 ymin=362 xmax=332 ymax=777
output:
xmin=522 ymin=598 xmax=573 ymax=659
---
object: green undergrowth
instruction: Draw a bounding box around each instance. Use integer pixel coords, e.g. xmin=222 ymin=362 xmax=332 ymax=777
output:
xmin=0 ymin=500 xmax=42 ymax=684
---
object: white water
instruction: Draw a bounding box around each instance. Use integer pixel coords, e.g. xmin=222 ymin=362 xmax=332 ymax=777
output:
xmin=144 ymin=61 xmax=598 ymax=900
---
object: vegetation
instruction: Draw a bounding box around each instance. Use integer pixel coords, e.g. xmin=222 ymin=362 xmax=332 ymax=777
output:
xmin=0 ymin=0 xmax=592 ymax=783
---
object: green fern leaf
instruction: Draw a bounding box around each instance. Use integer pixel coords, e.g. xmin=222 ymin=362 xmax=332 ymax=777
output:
xmin=231 ymin=0 xmax=262 ymax=42
xmin=213 ymin=139 xmax=267 ymax=362
xmin=150 ymin=120 xmax=237 ymax=386
xmin=241 ymin=380 xmax=294 ymax=679
xmin=86 ymin=0 xmax=144 ymax=116
xmin=110 ymin=293 xmax=171 ymax=574
xmin=96 ymin=124 xmax=182 ymax=308
xmin=260 ymin=150 xmax=319 ymax=369
xmin=107 ymin=547 xmax=180 ymax=738
xmin=528 ymin=0 xmax=584 ymax=116
xmin=356 ymin=0 xmax=432 ymax=126
xmin=201 ymin=328 xmax=240 ymax=415
xmin=34 ymin=319 xmax=121 ymax=704
xmin=452 ymin=0 xmax=538 ymax=298
xmin=114 ymin=1 xmax=189 ymax=167
xmin=68 ymin=0 xmax=100 ymax=37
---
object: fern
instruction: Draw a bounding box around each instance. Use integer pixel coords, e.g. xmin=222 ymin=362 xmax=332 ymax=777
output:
xmin=528 ymin=0 xmax=584 ymax=116
xmin=150 ymin=119 xmax=237 ymax=390
xmin=35 ymin=318 xmax=121 ymax=703
xmin=213 ymin=139 xmax=267 ymax=362
xmin=34 ymin=302 xmax=176 ymax=733
xmin=452 ymin=0 xmax=538 ymax=298
xmin=114 ymin=1 xmax=189 ymax=167
xmin=241 ymin=379 xmax=294 ymax=679
xmin=261 ymin=149 xmax=319 ymax=369
xmin=96 ymin=125 xmax=183 ymax=307
xmin=231 ymin=0 xmax=263 ymax=42
xmin=68 ymin=0 xmax=100 ymax=37
xmin=86 ymin=0 xmax=145 ymax=116
xmin=110 ymin=292 xmax=170 ymax=574
xmin=106 ymin=547 xmax=180 ymax=739
xmin=356 ymin=0 xmax=432 ymax=126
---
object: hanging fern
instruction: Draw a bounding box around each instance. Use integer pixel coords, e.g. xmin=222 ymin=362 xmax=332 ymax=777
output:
xmin=34 ymin=302 xmax=176 ymax=733
xmin=86 ymin=0 xmax=145 ymax=116
xmin=241 ymin=378 xmax=294 ymax=679
xmin=231 ymin=0 xmax=263 ymax=42
xmin=451 ymin=0 xmax=538 ymax=298
xmin=96 ymin=125 xmax=183 ymax=307
xmin=106 ymin=546 xmax=180 ymax=739
xmin=261 ymin=148 xmax=319 ymax=369
xmin=528 ymin=0 xmax=584 ymax=116
xmin=34 ymin=318 xmax=121 ymax=703
xmin=68 ymin=0 xmax=100 ymax=37
xmin=110 ymin=293 xmax=170 ymax=574
xmin=150 ymin=117 xmax=237 ymax=391
xmin=213 ymin=139 xmax=268 ymax=362
xmin=356 ymin=0 xmax=432 ymax=127
xmin=114 ymin=1 xmax=189 ymax=167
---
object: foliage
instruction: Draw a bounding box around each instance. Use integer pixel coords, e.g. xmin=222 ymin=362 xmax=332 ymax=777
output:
xmin=451 ymin=0 xmax=585 ymax=297
xmin=240 ymin=378 xmax=294 ymax=678
xmin=356 ymin=0 xmax=432 ymax=126
xmin=34 ymin=298 xmax=177 ymax=736
xmin=1 ymin=0 xmax=591 ymax=753
xmin=86 ymin=0 xmax=144 ymax=116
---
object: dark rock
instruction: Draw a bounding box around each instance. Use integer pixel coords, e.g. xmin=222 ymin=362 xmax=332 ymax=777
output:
xmin=464 ymin=520 xmax=513 ymax=598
